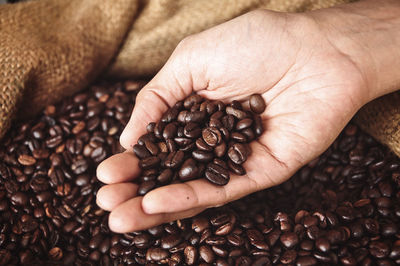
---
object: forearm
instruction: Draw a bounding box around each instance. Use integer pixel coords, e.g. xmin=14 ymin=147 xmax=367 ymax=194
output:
xmin=309 ymin=0 xmax=400 ymax=102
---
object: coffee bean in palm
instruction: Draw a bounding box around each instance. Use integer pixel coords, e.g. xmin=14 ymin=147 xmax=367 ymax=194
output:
xmin=192 ymin=150 xmax=214 ymax=162
xmin=196 ymin=138 xmax=213 ymax=151
xmin=202 ymin=127 xmax=222 ymax=147
xmin=225 ymin=106 xmax=248 ymax=119
xmin=184 ymin=123 xmax=201 ymax=138
xmin=231 ymin=132 xmax=247 ymax=142
xmin=214 ymin=142 xmax=227 ymax=158
xmin=205 ymin=163 xmax=230 ymax=186
xmin=179 ymin=159 xmax=199 ymax=181
xmin=163 ymin=123 xmax=177 ymax=139
xmin=164 ymin=150 xmax=185 ymax=168
xmin=144 ymin=140 xmax=159 ymax=156
xmin=157 ymin=169 xmax=173 ymax=184
xmin=139 ymin=156 xmax=160 ymax=169
xmin=228 ymin=143 xmax=249 ymax=164
xmin=249 ymin=94 xmax=266 ymax=114
xmin=138 ymin=181 xmax=156 ymax=196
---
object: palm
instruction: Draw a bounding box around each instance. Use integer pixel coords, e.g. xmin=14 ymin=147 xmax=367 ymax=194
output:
xmin=96 ymin=10 xmax=366 ymax=232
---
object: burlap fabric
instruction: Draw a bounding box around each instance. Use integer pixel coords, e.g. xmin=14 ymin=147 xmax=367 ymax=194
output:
xmin=1 ymin=0 xmax=399 ymax=156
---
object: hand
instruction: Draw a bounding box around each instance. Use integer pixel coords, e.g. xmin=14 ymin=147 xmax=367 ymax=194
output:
xmin=96 ymin=2 xmax=400 ymax=233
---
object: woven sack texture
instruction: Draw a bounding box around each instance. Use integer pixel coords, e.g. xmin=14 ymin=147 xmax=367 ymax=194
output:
xmin=1 ymin=0 xmax=399 ymax=157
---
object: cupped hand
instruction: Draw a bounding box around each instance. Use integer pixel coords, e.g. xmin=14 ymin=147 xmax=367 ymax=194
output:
xmin=96 ymin=9 xmax=370 ymax=233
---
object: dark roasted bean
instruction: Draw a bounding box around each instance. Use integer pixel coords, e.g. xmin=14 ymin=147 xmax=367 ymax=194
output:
xmin=192 ymin=150 xmax=214 ymax=162
xmin=178 ymin=158 xmax=199 ymax=181
xmin=205 ymin=163 xmax=230 ymax=185
xmin=202 ymin=127 xmax=222 ymax=147
xmin=249 ymin=94 xmax=266 ymax=114
xmin=228 ymin=143 xmax=249 ymax=164
xmin=164 ymin=150 xmax=185 ymax=168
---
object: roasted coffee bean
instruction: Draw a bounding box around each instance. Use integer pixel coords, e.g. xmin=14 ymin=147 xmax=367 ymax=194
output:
xmin=11 ymin=192 xmax=28 ymax=206
xmin=145 ymin=140 xmax=159 ymax=156
xmin=369 ymin=241 xmax=390 ymax=258
xmin=164 ymin=150 xmax=185 ymax=168
xmin=315 ymin=238 xmax=330 ymax=252
xmin=186 ymin=110 xmax=206 ymax=123
xmin=236 ymin=118 xmax=253 ymax=131
xmin=184 ymin=245 xmax=198 ymax=265
xmin=139 ymin=156 xmax=160 ymax=169
xmin=199 ymin=245 xmax=215 ymax=263
xmin=280 ymin=232 xmax=299 ymax=249
xmin=225 ymin=106 xmax=247 ymax=119
xmin=249 ymin=94 xmax=266 ymax=114
xmin=228 ymin=161 xmax=246 ymax=175
xmin=214 ymin=142 xmax=227 ymax=158
xmin=179 ymin=158 xmax=199 ymax=181
xmin=161 ymin=234 xmax=182 ymax=249
xmin=138 ymin=181 xmax=156 ymax=196
xmin=163 ymin=123 xmax=178 ymax=139
xmin=161 ymin=107 xmax=179 ymax=123
xmin=196 ymin=138 xmax=214 ymax=151
xmin=228 ymin=143 xmax=249 ymax=164
xmin=192 ymin=150 xmax=214 ymax=162
xmin=221 ymin=115 xmax=235 ymax=131
xmin=146 ymin=247 xmax=169 ymax=262
xmin=157 ymin=169 xmax=174 ymax=184
xmin=184 ymin=95 xmax=204 ymax=109
xmin=202 ymin=127 xmax=222 ymax=147
xmin=184 ymin=123 xmax=202 ymax=139
xmin=205 ymin=163 xmax=230 ymax=185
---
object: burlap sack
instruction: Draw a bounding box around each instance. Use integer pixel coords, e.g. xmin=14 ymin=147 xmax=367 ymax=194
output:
xmin=1 ymin=0 xmax=399 ymax=156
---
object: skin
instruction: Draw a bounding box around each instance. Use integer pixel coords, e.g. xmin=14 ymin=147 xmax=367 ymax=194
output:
xmin=96 ymin=0 xmax=400 ymax=233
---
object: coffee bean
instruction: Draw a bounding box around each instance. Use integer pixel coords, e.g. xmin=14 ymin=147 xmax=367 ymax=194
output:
xmin=296 ymin=256 xmax=317 ymax=266
xmin=228 ymin=161 xmax=246 ymax=175
xmin=11 ymin=192 xmax=28 ymax=206
xmin=280 ymin=232 xmax=299 ymax=249
xmin=178 ymin=158 xmax=199 ymax=181
xmin=369 ymin=241 xmax=390 ymax=258
xmin=228 ymin=143 xmax=249 ymax=164
xmin=184 ymin=123 xmax=202 ymax=139
xmin=315 ymin=238 xmax=330 ymax=252
xmin=225 ymin=106 xmax=248 ymax=119
xmin=214 ymin=142 xmax=227 ymax=158
xmin=161 ymin=234 xmax=182 ymax=249
xmin=205 ymin=163 xmax=230 ymax=186
xmin=163 ymin=123 xmax=178 ymax=139
xmin=139 ymin=156 xmax=160 ymax=169
xmin=164 ymin=150 xmax=185 ymax=168
xmin=364 ymin=218 xmax=380 ymax=235
xmin=281 ymin=249 xmax=297 ymax=264
xmin=184 ymin=245 xmax=198 ymax=265
xmin=18 ymin=154 xmax=36 ymax=166
xmin=161 ymin=107 xmax=179 ymax=123
xmin=199 ymin=245 xmax=215 ymax=263
xmin=249 ymin=94 xmax=266 ymax=114
xmin=157 ymin=169 xmax=173 ymax=184
xmin=236 ymin=118 xmax=253 ymax=131
xmin=192 ymin=150 xmax=214 ymax=162
xmin=184 ymin=95 xmax=204 ymax=109
xmin=202 ymin=127 xmax=222 ymax=147
xmin=145 ymin=140 xmax=159 ymax=156
xmin=138 ymin=181 xmax=156 ymax=196
xmin=195 ymin=138 xmax=213 ymax=151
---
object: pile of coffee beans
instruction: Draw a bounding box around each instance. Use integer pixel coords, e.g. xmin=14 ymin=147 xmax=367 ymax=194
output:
xmin=0 ymin=81 xmax=399 ymax=265
xmin=133 ymin=94 xmax=265 ymax=195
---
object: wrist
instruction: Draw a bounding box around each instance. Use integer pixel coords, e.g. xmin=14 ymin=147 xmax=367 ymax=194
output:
xmin=308 ymin=0 xmax=400 ymax=103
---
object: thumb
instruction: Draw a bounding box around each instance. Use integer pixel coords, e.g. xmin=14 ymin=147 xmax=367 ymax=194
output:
xmin=120 ymin=39 xmax=203 ymax=149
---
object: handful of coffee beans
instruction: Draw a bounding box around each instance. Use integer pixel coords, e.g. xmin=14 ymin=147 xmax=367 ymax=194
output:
xmin=133 ymin=94 xmax=266 ymax=195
